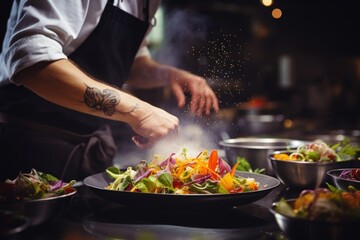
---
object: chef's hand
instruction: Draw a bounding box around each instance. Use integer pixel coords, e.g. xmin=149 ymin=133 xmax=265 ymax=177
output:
xmin=127 ymin=56 xmax=219 ymax=117
xmin=129 ymin=104 xmax=179 ymax=149
xmin=168 ymin=67 xmax=219 ymax=116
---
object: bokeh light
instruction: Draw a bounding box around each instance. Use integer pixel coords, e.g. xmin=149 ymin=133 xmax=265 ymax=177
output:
xmin=272 ymin=8 xmax=282 ymax=19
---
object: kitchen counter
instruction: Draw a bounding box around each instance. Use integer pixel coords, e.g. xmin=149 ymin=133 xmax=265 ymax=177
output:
xmin=4 ymin=183 xmax=301 ymax=240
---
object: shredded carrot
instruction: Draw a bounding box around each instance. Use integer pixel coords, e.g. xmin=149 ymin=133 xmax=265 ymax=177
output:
xmin=230 ymin=161 xmax=240 ymax=177
xmin=208 ymin=149 xmax=218 ymax=180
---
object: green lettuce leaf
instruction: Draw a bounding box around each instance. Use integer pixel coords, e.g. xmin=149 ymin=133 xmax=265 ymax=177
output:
xmin=136 ymin=178 xmax=157 ymax=193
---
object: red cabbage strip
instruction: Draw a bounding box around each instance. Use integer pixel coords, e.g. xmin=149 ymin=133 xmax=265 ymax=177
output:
xmin=339 ymin=170 xmax=352 ymax=179
xmin=159 ymin=153 xmax=176 ymax=167
xmin=49 ymin=180 xmax=65 ymax=191
xmin=218 ymin=158 xmax=231 ymax=175
xmin=133 ymin=161 xmax=151 ymax=183
xmin=155 ymin=164 xmax=172 ymax=178
xmin=155 ymin=153 xmax=176 ymax=177
xmin=184 ymin=174 xmax=211 ymax=186
xmin=133 ymin=169 xmax=153 ymax=183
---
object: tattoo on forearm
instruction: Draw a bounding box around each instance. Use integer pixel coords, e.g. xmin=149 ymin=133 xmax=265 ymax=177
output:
xmin=83 ymin=85 xmax=139 ymax=116
xmin=84 ymin=86 xmax=120 ymax=116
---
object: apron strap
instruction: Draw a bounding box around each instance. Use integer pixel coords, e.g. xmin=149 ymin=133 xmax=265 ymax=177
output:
xmin=110 ymin=0 xmax=150 ymax=24
xmin=144 ymin=0 xmax=150 ymax=24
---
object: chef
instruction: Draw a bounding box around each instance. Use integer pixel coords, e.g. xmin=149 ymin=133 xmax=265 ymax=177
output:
xmin=0 ymin=0 xmax=219 ymax=181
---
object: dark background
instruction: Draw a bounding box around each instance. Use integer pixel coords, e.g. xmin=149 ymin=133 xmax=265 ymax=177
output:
xmin=0 ymin=1 xmax=12 ymax=51
xmin=1 ymin=0 xmax=359 ymax=144
xmin=155 ymin=0 xmax=360 ymax=130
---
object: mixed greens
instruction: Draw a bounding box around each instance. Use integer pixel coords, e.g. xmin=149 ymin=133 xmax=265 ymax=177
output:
xmin=274 ymin=139 xmax=360 ymax=162
xmin=274 ymin=184 xmax=360 ymax=220
xmin=0 ymin=169 xmax=76 ymax=201
xmin=106 ymin=148 xmax=260 ymax=194
xmin=236 ymin=156 xmax=265 ymax=174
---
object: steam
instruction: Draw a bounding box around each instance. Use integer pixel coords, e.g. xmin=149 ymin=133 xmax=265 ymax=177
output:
xmin=115 ymin=8 xmax=252 ymax=167
xmin=148 ymin=120 xmax=220 ymax=161
xmin=146 ymin=9 xmax=249 ymax=160
xmin=155 ymin=9 xmax=209 ymax=68
xmin=146 ymin=9 xmax=217 ymax=157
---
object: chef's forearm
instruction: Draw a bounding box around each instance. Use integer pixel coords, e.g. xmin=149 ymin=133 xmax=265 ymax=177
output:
xmin=127 ymin=56 xmax=171 ymax=88
xmin=13 ymin=59 xmax=149 ymax=125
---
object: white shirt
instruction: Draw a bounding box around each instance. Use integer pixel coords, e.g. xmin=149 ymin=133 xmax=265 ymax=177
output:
xmin=0 ymin=0 xmax=160 ymax=86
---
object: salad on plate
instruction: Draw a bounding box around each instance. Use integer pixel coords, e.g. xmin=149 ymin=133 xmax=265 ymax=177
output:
xmin=106 ymin=148 xmax=260 ymax=194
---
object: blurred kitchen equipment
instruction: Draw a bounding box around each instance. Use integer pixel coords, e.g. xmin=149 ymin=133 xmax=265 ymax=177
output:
xmin=327 ymin=168 xmax=360 ymax=190
xmin=219 ymin=137 xmax=306 ymax=176
xmin=0 ymin=189 xmax=76 ymax=229
xmin=269 ymin=151 xmax=359 ymax=189
xmin=235 ymin=98 xmax=286 ymax=136
xmin=237 ymin=114 xmax=285 ymax=136
xmin=270 ymin=198 xmax=360 ymax=240
xmin=300 ymin=129 xmax=360 ymax=145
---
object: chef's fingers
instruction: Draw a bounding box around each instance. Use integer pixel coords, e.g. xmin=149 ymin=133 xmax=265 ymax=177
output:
xmin=132 ymin=125 xmax=179 ymax=149
xmin=196 ymin=96 xmax=207 ymax=117
xmin=171 ymin=83 xmax=186 ymax=108
xmin=202 ymin=89 xmax=219 ymax=115
xmin=212 ymin=93 xmax=219 ymax=112
xmin=192 ymin=89 xmax=219 ymax=116
xmin=209 ymin=90 xmax=219 ymax=113
xmin=132 ymin=135 xmax=152 ymax=149
xmin=205 ymin=96 xmax=213 ymax=115
xmin=189 ymin=95 xmax=200 ymax=115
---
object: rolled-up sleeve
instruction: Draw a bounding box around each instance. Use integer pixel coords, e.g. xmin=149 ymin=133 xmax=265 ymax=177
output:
xmin=4 ymin=0 xmax=95 ymax=84
xmin=5 ymin=35 xmax=66 ymax=84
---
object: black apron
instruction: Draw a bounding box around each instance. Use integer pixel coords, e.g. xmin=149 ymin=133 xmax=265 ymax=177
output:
xmin=0 ymin=0 xmax=150 ymax=181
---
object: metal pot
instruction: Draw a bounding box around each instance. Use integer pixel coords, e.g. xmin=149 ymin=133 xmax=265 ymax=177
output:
xmin=237 ymin=114 xmax=285 ymax=136
xmin=0 ymin=189 xmax=76 ymax=231
xmin=219 ymin=137 xmax=307 ymax=176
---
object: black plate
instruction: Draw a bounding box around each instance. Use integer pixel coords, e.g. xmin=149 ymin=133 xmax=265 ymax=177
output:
xmin=83 ymin=171 xmax=280 ymax=210
xmin=327 ymin=168 xmax=360 ymax=190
